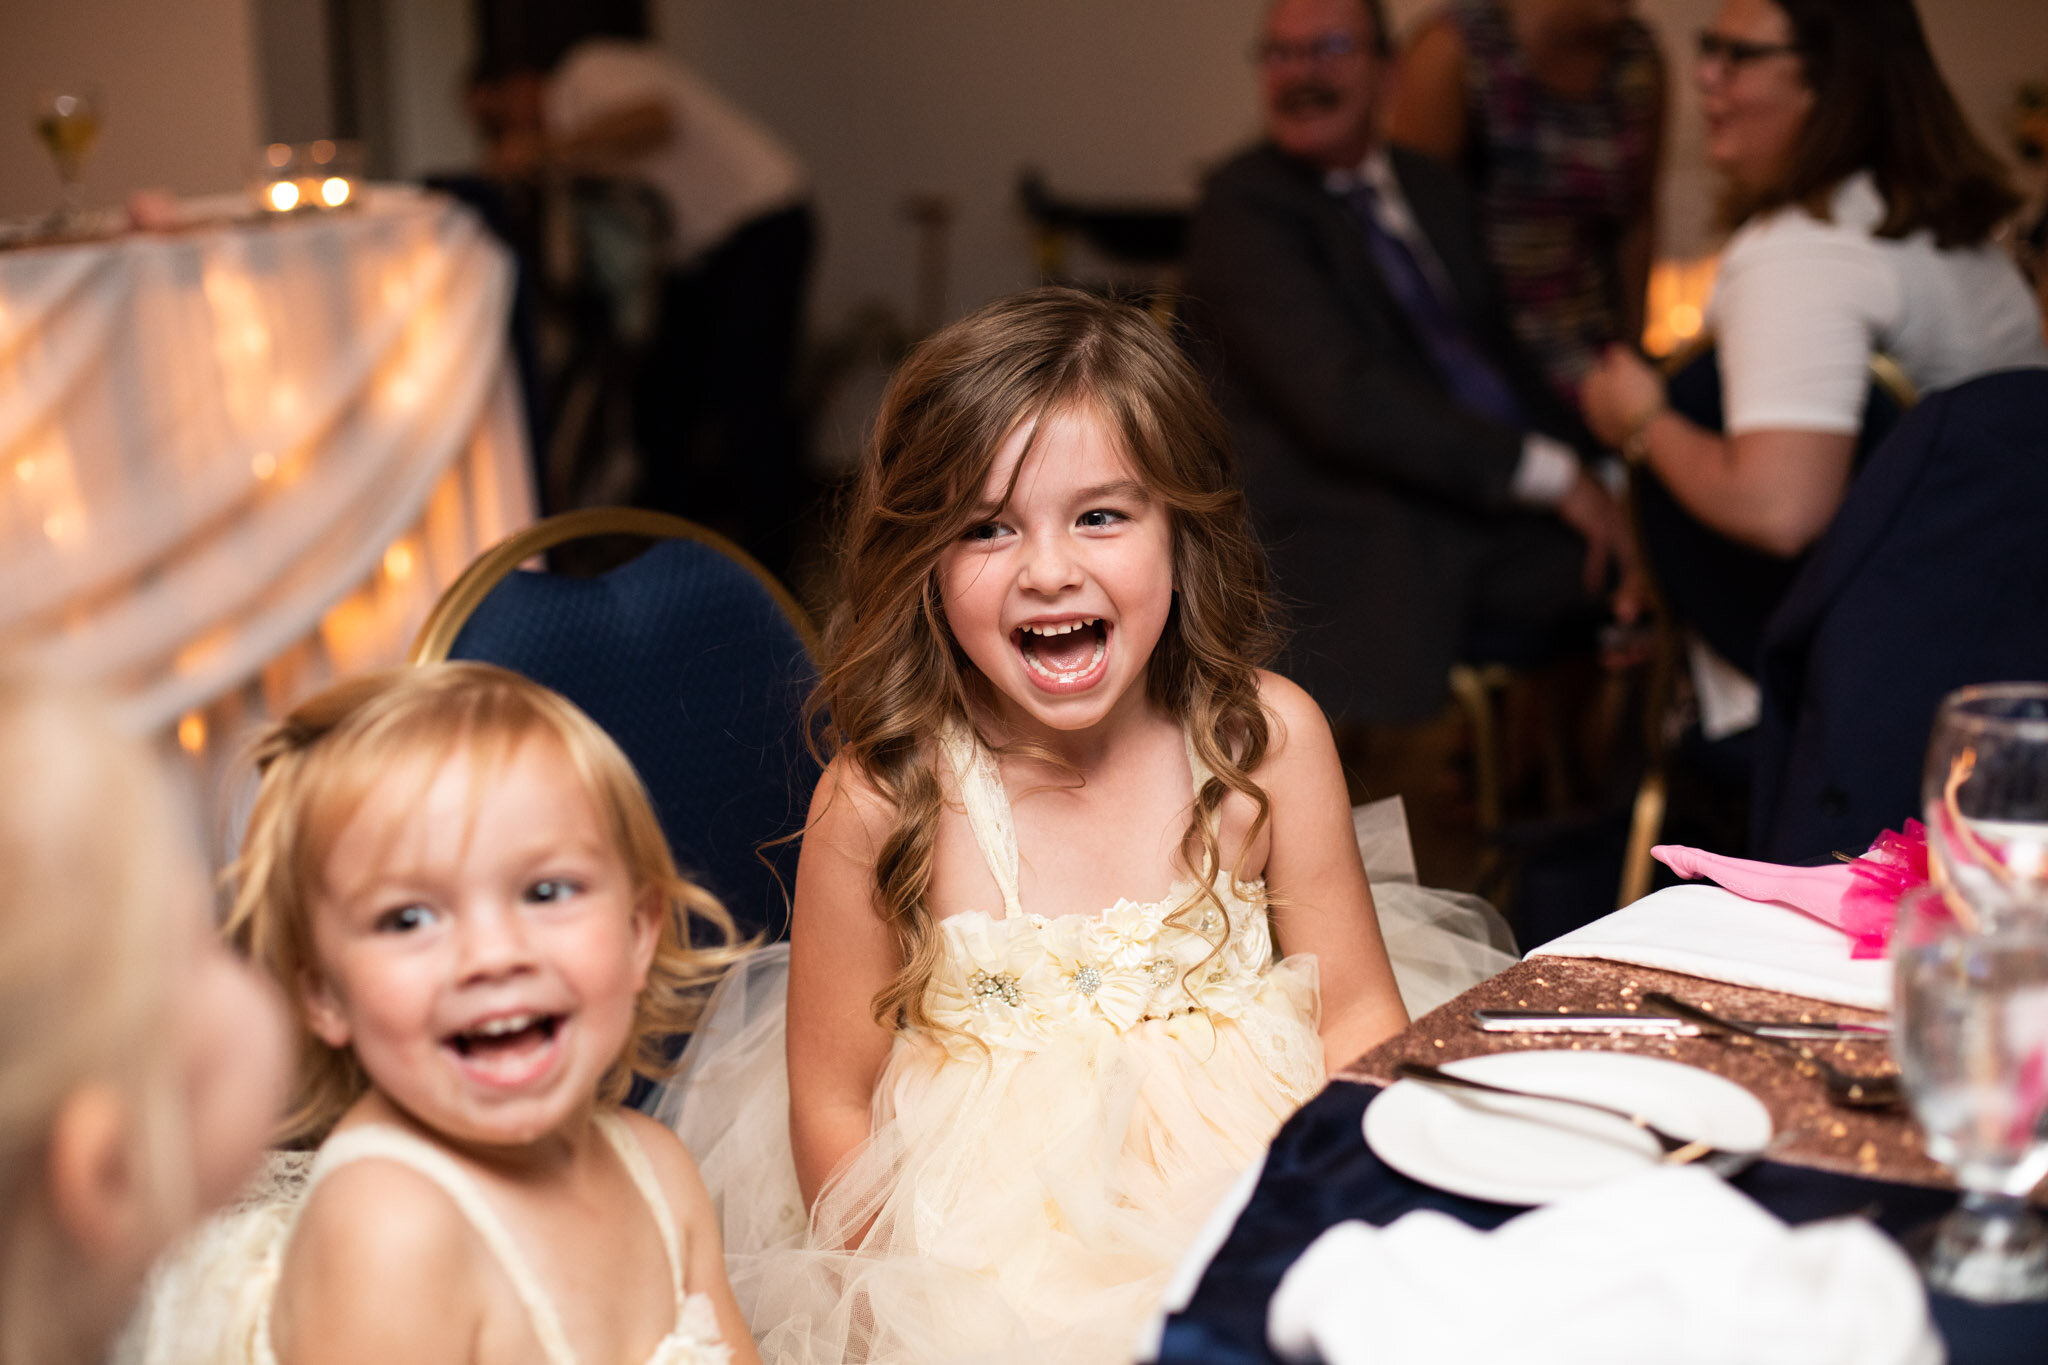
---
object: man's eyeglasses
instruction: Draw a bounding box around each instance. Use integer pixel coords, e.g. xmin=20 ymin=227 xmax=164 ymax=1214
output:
xmin=1696 ymin=30 xmax=1800 ymax=67
xmin=1254 ymin=32 xmax=1362 ymax=66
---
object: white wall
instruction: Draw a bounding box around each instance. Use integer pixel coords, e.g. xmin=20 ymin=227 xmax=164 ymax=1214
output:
xmin=652 ymin=0 xmax=2046 ymax=335
xmin=656 ymin=0 xmax=1269 ymax=333
xmin=0 ymin=0 xmax=260 ymax=219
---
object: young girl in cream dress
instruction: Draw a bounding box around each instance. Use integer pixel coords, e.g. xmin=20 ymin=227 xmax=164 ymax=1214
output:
xmin=664 ymin=288 xmax=1512 ymax=1364
xmin=131 ymin=665 xmax=758 ymax=1365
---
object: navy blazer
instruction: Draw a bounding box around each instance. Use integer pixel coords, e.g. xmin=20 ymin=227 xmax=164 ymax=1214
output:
xmin=1751 ymin=369 xmax=2048 ymax=863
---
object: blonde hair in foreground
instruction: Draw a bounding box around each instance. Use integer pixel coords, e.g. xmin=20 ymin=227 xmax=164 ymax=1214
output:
xmin=0 ymin=675 xmax=192 ymax=1365
xmin=227 ymin=662 xmax=742 ymax=1148
xmin=817 ymin=286 xmax=1282 ymax=1033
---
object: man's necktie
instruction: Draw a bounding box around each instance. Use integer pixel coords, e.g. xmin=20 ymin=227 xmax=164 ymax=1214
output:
xmin=1342 ymin=180 xmax=1525 ymax=430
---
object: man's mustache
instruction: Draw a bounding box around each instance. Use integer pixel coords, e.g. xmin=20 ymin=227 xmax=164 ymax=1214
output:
xmin=1275 ymin=82 xmax=1342 ymax=116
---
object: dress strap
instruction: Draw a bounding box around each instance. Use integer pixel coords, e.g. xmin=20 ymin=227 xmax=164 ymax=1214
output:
xmin=939 ymin=722 xmax=1024 ymax=919
xmin=309 ymin=1126 xmax=580 ymax=1365
xmin=592 ymin=1111 xmax=687 ymax=1312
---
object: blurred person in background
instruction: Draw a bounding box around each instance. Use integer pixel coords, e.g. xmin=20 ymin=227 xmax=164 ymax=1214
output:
xmin=1184 ymin=0 xmax=1634 ymax=757
xmin=1582 ymin=0 xmax=2045 ymax=640
xmin=492 ymin=3 xmax=815 ymax=576
xmin=1388 ymin=0 xmax=1665 ymax=407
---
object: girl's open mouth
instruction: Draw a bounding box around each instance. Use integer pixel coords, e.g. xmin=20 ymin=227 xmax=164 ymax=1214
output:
xmin=1014 ymin=618 xmax=1110 ymax=692
xmin=444 ymin=1012 xmax=564 ymax=1087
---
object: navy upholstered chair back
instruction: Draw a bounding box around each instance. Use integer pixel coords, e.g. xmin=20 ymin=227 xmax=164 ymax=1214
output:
xmin=1751 ymin=369 xmax=2048 ymax=863
xmin=418 ymin=512 xmax=820 ymax=944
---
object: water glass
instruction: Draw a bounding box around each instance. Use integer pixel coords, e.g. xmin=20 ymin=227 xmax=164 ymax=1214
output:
xmin=1892 ymin=887 xmax=2048 ymax=1301
xmin=1921 ymin=683 xmax=2048 ymax=923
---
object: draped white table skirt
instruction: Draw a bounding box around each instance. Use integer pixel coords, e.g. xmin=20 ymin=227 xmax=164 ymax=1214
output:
xmin=0 ymin=187 xmax=533 ymax=767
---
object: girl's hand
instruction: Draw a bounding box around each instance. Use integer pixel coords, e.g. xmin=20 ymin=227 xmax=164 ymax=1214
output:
xmin=1582 ymin=345 xmax=1666 ymax=450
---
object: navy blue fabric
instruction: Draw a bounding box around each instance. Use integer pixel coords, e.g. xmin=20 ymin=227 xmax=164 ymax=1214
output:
xmin=1752 ymin=370 xmax=2048 ymax=864
xmin=1154 ymin=1082 xmax=2048 ymax=1365
xmin=448 ymin=536 xmax=819 ymax=944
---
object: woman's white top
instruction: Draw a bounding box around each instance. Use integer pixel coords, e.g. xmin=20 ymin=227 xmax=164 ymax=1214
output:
xmin=1709 ymin=170 xmax=2048 ymax=436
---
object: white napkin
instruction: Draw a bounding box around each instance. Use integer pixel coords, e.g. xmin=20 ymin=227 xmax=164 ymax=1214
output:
xmin=1527 ymin=883 xmax=1891 ymax=1011
xmin=1267 ymin=1166 xmax=1938 ymax=1365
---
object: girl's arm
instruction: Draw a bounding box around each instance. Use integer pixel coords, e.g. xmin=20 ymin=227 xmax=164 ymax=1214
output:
xmin=786 ymin=759 xmax=900 ymax=1218
xmin=268 ymin=1162 xmax=482 ymax=1363
xmin=1255 ymin=673 xmax=1410 ymax=1073
xmin=620 ymin=1111 xmax=763 ymax=1365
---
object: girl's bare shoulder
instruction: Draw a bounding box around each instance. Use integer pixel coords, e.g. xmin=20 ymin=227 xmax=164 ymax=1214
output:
xmin=1251 ymin=670 xmax=1335 ymax=768
xmin=609 ymin=1106 xmax=712 ymax=1212
xmin=807 ymin=752 xmax=900 ymax=848
xmin=272 ymin=1154 xmax=484 ymax=1357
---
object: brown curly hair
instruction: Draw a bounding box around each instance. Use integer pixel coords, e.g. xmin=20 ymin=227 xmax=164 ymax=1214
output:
xmin=225 ymin=662 xmax=743 ymax=1147
xmin=815 ymin=287 xmax=1283 ymax=1033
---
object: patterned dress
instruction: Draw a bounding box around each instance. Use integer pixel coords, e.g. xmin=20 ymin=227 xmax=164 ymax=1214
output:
xmin=1447 ymin=0 xmax=1661 ymax=401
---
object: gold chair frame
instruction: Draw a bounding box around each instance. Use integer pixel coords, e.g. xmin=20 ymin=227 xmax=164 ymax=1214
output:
xmin=409 ymin=507 xmax=822 ymax=666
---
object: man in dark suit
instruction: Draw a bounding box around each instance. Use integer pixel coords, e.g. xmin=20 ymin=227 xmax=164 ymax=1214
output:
xmin=1183 ymin=0 xmax=1630 ymax=731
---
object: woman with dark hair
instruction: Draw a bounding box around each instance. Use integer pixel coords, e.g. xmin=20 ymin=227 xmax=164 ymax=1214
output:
xmin=1582 ymin=0 xmax=2045 ymax=573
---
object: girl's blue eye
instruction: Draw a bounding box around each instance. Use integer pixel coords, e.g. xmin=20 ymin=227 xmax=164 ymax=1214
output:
xmin=1077 ymin=509 xmax=1126 ymax=529
xmin=375 ymin=904 xmax=436 ymax=934
xmin=527 ymin=878 xmax=579 ymax=904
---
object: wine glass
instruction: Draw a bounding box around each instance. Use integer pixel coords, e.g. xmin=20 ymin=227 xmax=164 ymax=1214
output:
xmin=1922 ymin=683 xmax=2048 ymax=925
xmin=1892 ymin=886 xmax=2048 ymax=1301
xmin=32 ymin=86 xmax=102 ymax=227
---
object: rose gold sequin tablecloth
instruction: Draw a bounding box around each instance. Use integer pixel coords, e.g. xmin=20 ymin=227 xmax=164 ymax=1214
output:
xmin=1339 ymin=956 xmax=1943 ymax=1188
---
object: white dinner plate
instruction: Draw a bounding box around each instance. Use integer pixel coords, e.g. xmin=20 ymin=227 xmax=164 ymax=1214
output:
xmin=1362 ymin=1050 xmax=1773 ymax=1207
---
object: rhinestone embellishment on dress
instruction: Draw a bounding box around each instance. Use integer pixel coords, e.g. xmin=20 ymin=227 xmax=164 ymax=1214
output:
xmin=1072 ymin=965 xmax=1102 ymax=997
xmin=968 ymin=969 xmax=1023 ymax=1006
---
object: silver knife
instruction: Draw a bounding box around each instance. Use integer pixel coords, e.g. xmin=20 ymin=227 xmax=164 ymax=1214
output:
xmin=1473 ymin=1008 xmax=1888 ymax=1041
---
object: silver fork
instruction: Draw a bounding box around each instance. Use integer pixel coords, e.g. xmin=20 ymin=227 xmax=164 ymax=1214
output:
xmin=1391 ymin=1061 xmax=1772 ymax=1176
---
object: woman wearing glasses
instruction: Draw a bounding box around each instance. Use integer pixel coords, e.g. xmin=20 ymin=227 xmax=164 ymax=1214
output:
xmin=1581 ymin=0 xmax=2044 ymax=594
xmin=1388 ymin=0 xmax=1666 ymax=408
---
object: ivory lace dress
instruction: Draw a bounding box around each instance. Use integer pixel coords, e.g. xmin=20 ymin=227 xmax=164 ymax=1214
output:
xmin=660 ymin=728 xmax=1333 ymax=1363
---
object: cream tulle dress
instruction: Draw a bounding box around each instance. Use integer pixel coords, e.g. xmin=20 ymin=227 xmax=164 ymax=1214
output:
xmin=657 ymin=726 xmax=1515 ymax=1365
xmin=120 ymin=1111 xmax=735 ymax=1365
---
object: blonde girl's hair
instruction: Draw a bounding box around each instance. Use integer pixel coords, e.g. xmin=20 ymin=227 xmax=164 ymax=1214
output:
xmin=817 ymin=286 xmax=1282 ymax=1032
xmin=0 ymin=674 xmax=196 ymax=1365
xmin=226 ymin=662 xmax=743 ymax=1148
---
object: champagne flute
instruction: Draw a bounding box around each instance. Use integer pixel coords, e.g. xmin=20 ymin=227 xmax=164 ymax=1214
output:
xmin=32 ymin=86 xmax=102 ymax=226
xmin=1892 ymin=887 xmax=2048 ymax=1301
xmin=1922 ymin=683 xmax=2048 ymax=925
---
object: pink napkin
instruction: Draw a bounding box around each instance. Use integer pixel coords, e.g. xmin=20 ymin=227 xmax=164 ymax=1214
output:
xmin=1652 ymin=822 xmax=1929 ymax=959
